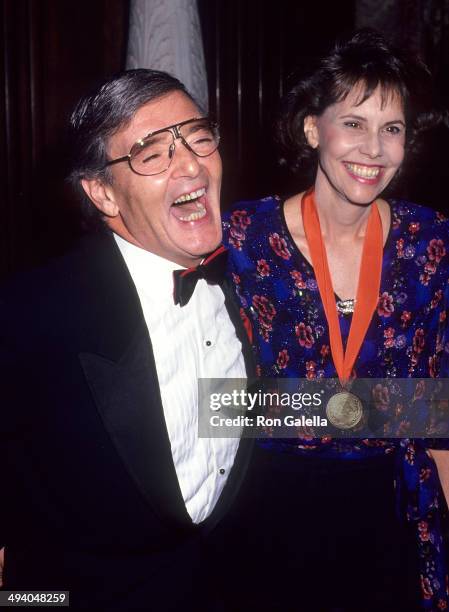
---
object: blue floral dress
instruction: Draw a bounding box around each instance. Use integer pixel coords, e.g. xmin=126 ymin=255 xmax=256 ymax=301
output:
xmin=223 ymin=195 xmax=449 ymax=611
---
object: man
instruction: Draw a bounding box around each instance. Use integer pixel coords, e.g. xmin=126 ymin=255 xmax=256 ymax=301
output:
xmin=0 ymin=69 xmax=254 ymax=611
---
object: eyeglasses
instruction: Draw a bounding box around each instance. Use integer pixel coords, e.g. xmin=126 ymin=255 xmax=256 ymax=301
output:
xmin=103 ymin=117 xmax=220 ymax=177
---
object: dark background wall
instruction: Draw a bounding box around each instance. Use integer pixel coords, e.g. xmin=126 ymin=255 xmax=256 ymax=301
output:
xmin=1 ymin=0 xmax=128 ymax=279
xmin=1 ymin=0 xmax=449 ymax=280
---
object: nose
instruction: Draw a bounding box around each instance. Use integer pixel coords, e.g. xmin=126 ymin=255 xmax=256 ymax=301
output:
xmin=360 ymin=130 xmax=382 ymax=159
xmin=169 ymin=138 xmax=201 ymax=178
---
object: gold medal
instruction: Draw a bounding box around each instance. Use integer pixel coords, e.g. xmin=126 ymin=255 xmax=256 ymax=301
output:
xmin=326 ymin=391 xmax=364 ymax=430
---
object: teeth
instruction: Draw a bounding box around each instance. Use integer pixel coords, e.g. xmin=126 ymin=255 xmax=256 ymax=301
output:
xmin=173 ymin=187 xmax=206 ymax=204
xmin=344 ymin=163 xmax=380 ymax=179
xmin=178 ymin=202 xmax=206 ymax=222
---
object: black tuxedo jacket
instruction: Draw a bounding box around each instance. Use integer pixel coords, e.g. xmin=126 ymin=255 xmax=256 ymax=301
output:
xmin=0 ymin=233 xmax=255 ymax=611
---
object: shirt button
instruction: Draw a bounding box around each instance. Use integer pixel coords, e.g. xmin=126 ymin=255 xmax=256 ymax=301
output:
xmin=205 ymin=340 xmax=212 ymax=347
xmin=219 ymin=468 xmax=226 ymax=475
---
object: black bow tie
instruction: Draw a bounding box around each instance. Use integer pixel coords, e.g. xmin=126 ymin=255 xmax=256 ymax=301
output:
xmin=173 ymin=245 xmax=228 ymax=307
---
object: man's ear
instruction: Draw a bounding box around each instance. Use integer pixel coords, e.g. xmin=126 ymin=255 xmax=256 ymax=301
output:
xmin=304 ymin=115 xmax=319 ymax=149
xmin=81 ymin=178 xmax=119 ymax=217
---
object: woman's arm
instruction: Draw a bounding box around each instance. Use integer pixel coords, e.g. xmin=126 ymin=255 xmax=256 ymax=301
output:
xmin=429 ymin=450 xmax=449 ymax=506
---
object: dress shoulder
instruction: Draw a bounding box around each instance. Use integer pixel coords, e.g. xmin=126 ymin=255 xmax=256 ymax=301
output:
xmin=222 ymin=195 xmax=283 ymax=254
xmin=389 ymin=198 xmax=449 ymax=239
xmin=223 ymin=195 xmax=281 ymax=220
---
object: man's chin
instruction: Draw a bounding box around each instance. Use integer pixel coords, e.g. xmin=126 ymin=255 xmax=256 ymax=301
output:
xmin=177 ymin=240 xmax=223 ymax=268
xmin=177 ymin=229 xmax=222 ymax=257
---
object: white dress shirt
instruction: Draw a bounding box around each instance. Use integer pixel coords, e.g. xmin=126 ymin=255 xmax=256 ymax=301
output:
xmin=114 ymin=234 xmax=247 ymax=523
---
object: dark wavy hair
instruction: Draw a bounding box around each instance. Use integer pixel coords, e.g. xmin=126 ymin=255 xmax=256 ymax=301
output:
xmin=68 ymin=69 xmax=197 ymax=229
xmin=276 ymin=28 xmax=443 ymax=175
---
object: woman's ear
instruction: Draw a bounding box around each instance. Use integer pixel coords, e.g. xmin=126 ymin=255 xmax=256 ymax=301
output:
xmin=304 ymin=115 xmax=319 ymax=149
xmin=81 ymin=178 xmax=120 ymax=217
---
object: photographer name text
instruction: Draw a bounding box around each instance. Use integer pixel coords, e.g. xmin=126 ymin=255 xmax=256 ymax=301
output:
xmin=209 ymin=415 xmax=328 ymax=428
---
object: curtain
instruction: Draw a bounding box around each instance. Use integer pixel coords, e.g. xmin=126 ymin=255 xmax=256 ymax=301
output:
xmin=126 ymin=0 xmax=208 ymax=111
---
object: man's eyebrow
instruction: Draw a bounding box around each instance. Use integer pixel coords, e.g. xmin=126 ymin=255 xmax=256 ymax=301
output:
xmin=182 ymin=120 xmax=209 ymax=135
xmin=141 ymin=131 xmax=170 ymax=143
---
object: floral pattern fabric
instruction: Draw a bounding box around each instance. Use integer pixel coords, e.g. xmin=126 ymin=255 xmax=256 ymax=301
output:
xmin=223 ymin=195 xmax=449 ymax=611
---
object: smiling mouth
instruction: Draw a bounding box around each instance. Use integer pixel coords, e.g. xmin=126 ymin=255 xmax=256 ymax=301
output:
xmin=343 ymin=162 xmax=382 ymax=179
xmin=171 ymin=187 xmax=207 ymax=222
xmin=173 ymin=187 xmax=206 ymax=204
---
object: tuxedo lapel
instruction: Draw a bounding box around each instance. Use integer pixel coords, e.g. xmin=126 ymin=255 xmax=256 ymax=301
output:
xmin=78 ymin=234 xmax=193 ymax=529
xmin=221 ymin=278 xmax=257 ymax=379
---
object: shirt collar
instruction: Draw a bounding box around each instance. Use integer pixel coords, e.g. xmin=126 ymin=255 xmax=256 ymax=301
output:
xmin=113 ymin=233 xmax=185 ymax=301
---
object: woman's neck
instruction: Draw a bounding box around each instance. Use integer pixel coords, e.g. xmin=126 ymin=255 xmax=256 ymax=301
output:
xmin=314 ymin=182 xmax=373 ymax=242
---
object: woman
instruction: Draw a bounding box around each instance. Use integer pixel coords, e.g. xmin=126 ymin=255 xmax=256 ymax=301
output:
xmin=223 ymin=30 xmax=449 ymax=611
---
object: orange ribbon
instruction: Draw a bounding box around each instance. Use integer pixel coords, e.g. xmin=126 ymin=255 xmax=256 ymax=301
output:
xmin=301 ymin=189 xmax=383 ymax=382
